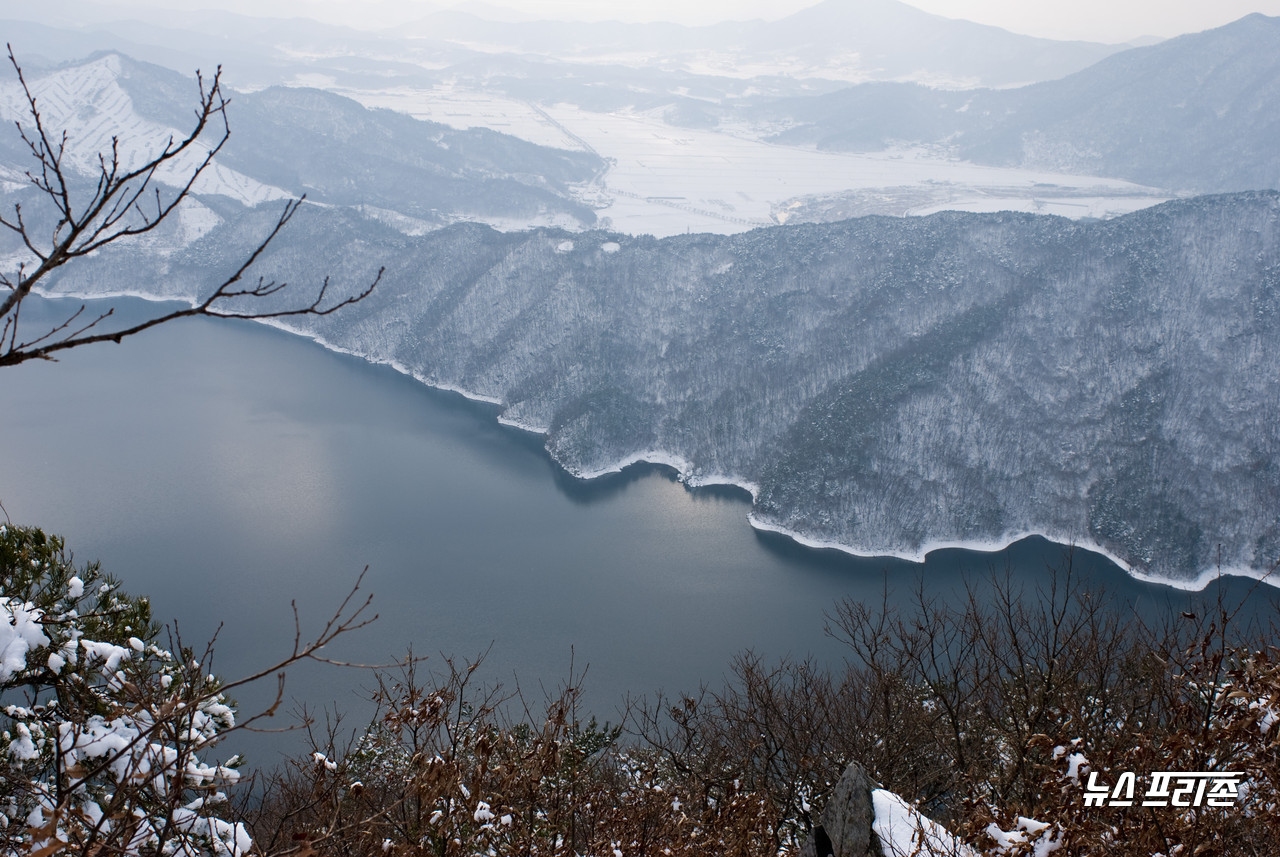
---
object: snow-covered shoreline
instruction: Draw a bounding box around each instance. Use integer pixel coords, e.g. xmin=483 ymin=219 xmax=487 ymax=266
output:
xmin=32 ymin=289 xmax=1279 ymax=594
xmin=747 ymin=513 xmax=1277 ymax=592
xmin=264 ymin=320 xmax=1280 ymax=594
xmin=558 ymin=440 xmax=1278 ymax=592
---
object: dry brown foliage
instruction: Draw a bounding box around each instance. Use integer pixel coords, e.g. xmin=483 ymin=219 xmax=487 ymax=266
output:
xmin=247 ymin=653 xmax=777 ymax=857
xmin=247 ymin=557 xmax=1279 ymax=856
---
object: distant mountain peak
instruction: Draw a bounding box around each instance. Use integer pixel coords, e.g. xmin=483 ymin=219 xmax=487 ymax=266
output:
xmin=0 ymin=52 xmax=287 ymax=208
xmin=404 ymin=0 xmax=1120 ymax=89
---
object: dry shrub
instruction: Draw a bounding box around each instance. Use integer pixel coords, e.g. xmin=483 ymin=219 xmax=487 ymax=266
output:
xmin=249 ymin=555 xmax=1280 ymax=856
xmin=248 ymin=654 xmax=777 ymax=856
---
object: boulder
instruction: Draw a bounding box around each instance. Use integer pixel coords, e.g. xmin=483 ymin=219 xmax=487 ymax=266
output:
xmin=800 ymin=760 xmax=883 ymax=857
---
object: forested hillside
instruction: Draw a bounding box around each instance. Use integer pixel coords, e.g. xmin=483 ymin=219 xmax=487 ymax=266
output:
xmin=761 ymin=14 xmax=1280 ymax=194
xmin=34 ymin=192 xmax=1280 ymax=584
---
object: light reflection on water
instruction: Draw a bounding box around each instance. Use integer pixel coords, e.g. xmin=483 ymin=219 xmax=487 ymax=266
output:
xmin=0 ymin=298 xmax=1271 ymax=763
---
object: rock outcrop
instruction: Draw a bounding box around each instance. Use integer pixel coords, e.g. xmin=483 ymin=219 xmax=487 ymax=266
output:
xmin=801 ymin=761 xmax=883 ymax=857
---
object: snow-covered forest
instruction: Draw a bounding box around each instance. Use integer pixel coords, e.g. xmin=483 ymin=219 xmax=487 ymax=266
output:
xmin=29 ymin=191 xmax=1280 ymax=584
xmin=3 ymin=1 xmax=1280 ymax=852
xmin=4 ymin=15 xmax=1277 ymax=584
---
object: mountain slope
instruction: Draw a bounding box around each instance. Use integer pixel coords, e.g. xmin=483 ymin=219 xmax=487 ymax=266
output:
xmin=207 ymin=85 xmax=600 ymax=226
xmin=956 ymin=13 xmax=1280 ymax=191
xmin=0 ymin=53 xmax=604 ymax=231
xmin=0 ymin=53 xmax=289 ymax=207
xmin=762 ymin=14 xmax=1280 ymax=194
xmin=38 ymin=193 xmax=1280 ymax=585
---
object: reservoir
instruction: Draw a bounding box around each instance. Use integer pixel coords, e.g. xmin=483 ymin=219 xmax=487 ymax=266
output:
xmin=0 ymin=298 xmax=1268 ymax=762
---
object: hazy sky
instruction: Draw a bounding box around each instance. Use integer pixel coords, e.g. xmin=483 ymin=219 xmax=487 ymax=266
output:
xmin=80 ymin=0 xmax=1280 ymax=43
xmin=469 ymin=0 xmax=1280 ymax=41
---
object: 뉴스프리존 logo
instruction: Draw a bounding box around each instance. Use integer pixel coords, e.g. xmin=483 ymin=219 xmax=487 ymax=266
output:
xmin=1083 ymin=771 xmax=1244 ymax=808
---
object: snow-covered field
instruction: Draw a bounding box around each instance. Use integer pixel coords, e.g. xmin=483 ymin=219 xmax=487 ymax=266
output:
xmin=343 ymin=86 xmax=579 ymax=149
xmin=339 ymin=83 xmax=1168 ymax=237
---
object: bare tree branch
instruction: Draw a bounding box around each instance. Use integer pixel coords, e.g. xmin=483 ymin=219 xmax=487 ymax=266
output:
xmin=0 ymin=45 xmax=378 ymax=368
xmin=58 ymin=568 xmax=380 ymax=803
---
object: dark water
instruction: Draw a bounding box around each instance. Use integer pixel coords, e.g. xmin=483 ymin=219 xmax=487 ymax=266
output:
xmin=0 ymin=298 xmax=1272 ymax=763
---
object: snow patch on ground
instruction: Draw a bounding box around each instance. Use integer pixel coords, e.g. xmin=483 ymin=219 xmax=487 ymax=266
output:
xmin=985 ymin=816 xmax=1062 ymax=856
xmin=872 ymin=789 xmax=975 ymax=857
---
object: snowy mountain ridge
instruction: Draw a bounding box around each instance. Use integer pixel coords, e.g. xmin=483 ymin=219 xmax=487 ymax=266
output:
xmin=759 ymin=13 xmax=1280 ymax=194
xmin=404 ymin=0 xmax=1125 ymax=89
xmin=33 ymin=192 xmax=1280 ymax=588
xmin=0 ymin=53 xmax=291 ymax=208
xmin=0 ymin=51 xmax=606 ymax=238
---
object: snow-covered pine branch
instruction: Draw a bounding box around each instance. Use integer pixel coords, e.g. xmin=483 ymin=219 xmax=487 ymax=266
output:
xmin=0 ymin=524 xmax=378 ymax=856
xmin=0 ymin=524 xmax=248 ymax=855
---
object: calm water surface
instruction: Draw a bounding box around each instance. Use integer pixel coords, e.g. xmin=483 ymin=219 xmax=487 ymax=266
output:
xmin=0 ymin=298 xmax=1269 ymax=761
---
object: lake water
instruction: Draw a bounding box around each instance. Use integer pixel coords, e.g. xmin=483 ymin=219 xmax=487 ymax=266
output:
xmin=0 ymin=298 xmax=1269 ymax=763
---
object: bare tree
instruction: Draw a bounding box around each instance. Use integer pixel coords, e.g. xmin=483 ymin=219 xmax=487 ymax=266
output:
xmin=0 ymin=45 xmax=380 ymax=368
